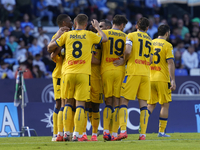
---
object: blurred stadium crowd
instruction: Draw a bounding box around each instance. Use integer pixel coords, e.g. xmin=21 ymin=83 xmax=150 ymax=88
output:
xmin=0 ymin=0 xmax=200 ymax=79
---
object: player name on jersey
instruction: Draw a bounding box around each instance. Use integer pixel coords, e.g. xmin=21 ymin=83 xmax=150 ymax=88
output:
xmin=153 ymin=42 xmax=164 ymax=47
xmin=70 ymin=34 xmax=86 ymax=39
xmin=137 ymin=33 xmax=151 ymax=40
xmin=108 ymin=31 xmax=126 ymax=37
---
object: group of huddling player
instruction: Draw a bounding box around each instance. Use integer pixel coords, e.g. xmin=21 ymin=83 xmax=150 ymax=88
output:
xmin=47 ymin=13 xmax=176 ymax=142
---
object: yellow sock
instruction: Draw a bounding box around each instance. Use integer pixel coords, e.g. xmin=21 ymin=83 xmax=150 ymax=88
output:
xmin=74 ymin=107 xmax=85 ymax=135
xmin=159 ymin=118 xmax=168 ymax=133
xmin=103 ymin=105 xmax=112 ymax=131
xmin=92 ymin=111 xmax=100 ymax=134
xmin=119 ymin=105 xmax=128 ymax=131
xmin=83 ymin=110 xmax=89 ymax=134
xmin=109 ymin=113 xmax=113 ymax=134
xmin=112 ymin=106 xmax=119 ymax=133
xmin=57 ymin=107 xmax=64 ymax=133
xmin=89 ymin=108 xmax=92 ymax=124
xmin=53 ymin=108 xmax=59 ymax=135
xmin=63 ymin=104 xmax=73 ymax=135
xmin=70 ymin=109 xmax=75 ymax=133
xmin=140 ymin=107 xmax=149 ymax=134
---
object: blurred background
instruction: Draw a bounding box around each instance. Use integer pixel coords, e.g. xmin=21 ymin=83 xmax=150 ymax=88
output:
xmin=0 ymin=0 xmax=200 ymax=78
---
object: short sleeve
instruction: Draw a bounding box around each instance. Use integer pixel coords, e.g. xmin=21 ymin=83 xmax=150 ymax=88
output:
xmin=55 ymin=32 xmax=67 ymax=47
xmin=126 ymin=33 xmax=133 ymax=46
xmin=91 ymin=32 xmax=102 ymax=45
xmin=166 ymin=44 xmax=174 ymax=60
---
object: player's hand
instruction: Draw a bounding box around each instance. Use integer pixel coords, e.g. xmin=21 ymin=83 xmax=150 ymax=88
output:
xmin=113 ymin=57 xmax=125 ymax=67
xmin=57 ymin=26 xmax=70 ymax=37
xmin=170 ymin=80 xmax=176 ymax=91
xmin=91 ymin=19 xmax=100 ymax=30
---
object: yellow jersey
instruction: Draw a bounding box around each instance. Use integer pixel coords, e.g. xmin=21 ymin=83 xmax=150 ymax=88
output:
xmin=56 ymin=30 xmax=102 ymax=75
xmin=150 ymin=38 xmax=174 ymax=82
xmin=91 ymin=44 xmax=101 ymax=80
xmin=126 ymin=31 xmax=153 ymax=76
xmin=101 ymin=29 xmax=127 ymax=74
xmin=52 ymin=33 xmax=63 ymax=78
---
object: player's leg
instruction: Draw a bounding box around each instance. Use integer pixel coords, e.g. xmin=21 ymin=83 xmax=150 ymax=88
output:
xmin=72 ymin=74 xmax=90 ymax=141
xmin=118 ymin=75 xmax=139 ymax=140
xmin=63 ymin=98 xmax=74 ymax=141
xmin=137 ymin=76 xmax=151 ymax=140
xmin=102 ymin=71 xmax=114 ymax=141
xmin=91 ymin=102 xmax=100 ymax=141
xmin=147 ymin=81 xmax=158 ymax=114
xmin=82 ymin=102 xmax=90 ymax=140
xmin=158 ymin=82 xmax=172 ymax=137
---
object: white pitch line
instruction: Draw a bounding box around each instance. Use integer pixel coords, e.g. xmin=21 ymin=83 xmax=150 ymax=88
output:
xmin=1 ymin=138 xmax=200 ymax=145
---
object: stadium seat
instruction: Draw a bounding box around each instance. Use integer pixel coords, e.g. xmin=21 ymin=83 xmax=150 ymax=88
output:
xmin=190 ymin=68 xmax=200 ymax=76
xmin=175 ymin=69 xmax=188 ymax=76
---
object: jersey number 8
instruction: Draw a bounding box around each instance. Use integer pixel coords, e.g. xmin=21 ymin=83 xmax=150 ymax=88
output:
xmin=72 ymin=41 xmax=82 ymax=58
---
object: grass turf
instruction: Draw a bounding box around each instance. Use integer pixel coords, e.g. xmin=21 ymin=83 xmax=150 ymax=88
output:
xmin=0 ymin=133 xmax=200 ymax=150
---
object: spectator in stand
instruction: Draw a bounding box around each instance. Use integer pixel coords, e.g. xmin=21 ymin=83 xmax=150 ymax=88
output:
xmin=20 ymin=26 xmax=34 ymax=47
xmin=93 ymin=0 xmax=110 ymax=19
xmin=28 ymin=38 xmax=42 ymax=57
xmin=37 ymin=0 xmax=54 ymax=26
xmin=174 ymin=50 xmax=184 ymax=69
xmin=145 ymin=0 xmax=161 ymax=16
xmin=0 ymin=60 xmax=14 ymax=79
xmin=191 ymin=17 xmax=200 ymax=28
xmin=173 ymin=38 xmax=187 ymax=55
xmin=34 ymin=27 xmax=50 ymax=48
xmin=64 ymin=0 xmax=79 ymax=19
xmin=183 ymin=13 xmax=192 ymax=29
xmin=2 ymin=28 xmax=10 ymax=43
xmin=33 ymin=54 xmax=47 ymax=75
xmin=105 ymin=12 xmax=114 ymax=22
xmin=177 ymin=19 xmax=189 ymax=40
xmin=169 ymin=14 xmax=178 ymax=31
xmin=15 ymin=39 xmax=27 ymax=62
xmin=7 ymin=35 xmax=18 ymax=58
xmin=41 ymin=38 xmax=55 ymax=72
xmin=153 ymin=14 xmax=160 ymax=28
xmin=170 ymin=27 xmax=182 ymax=40
xmin=11 ymin=20 xmax=23 ymax=42
xmin=0 ymin=37 xmax=13 ymax=59
xmin=89 ymin=13 xmax=98 ymax=23
xmin=15 ymin=0 xmax=33 ymax=19
xmin=147 ymin=17 xmax=157 ymax=39
xmin=0 ymin=0 xmax=20 ymax=22
xmin=20 ymin=14 xmax=34 ymax=33
xmin=26 ymin=55 xmax=33 ymax=72
xmin=46 ymin=0 xmax=63 ymax=17
xmin=1 ymin=20 xmax=13 ymax=33
xmin=32 ymin=65 xmax=44 ymax=78
xmin=190 ymin=26 xmax=199 ymax=50
xmin=15 ymin=61 xmax=33 ymax=79
xmin=184 ymin=33 xmax=191 ymax=45
xmin=182 ymin=45 xmax=199 ymax=73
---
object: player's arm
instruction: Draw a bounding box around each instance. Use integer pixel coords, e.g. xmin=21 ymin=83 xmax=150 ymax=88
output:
xmin=91 ymin=19 xmax=108 ymax=42
xmin=167 ymin=59 xmax=176 ymax=91
xmin=51 ymin=47 xmax=62 ymax=62
xmin=113 ymin=42 xmax=132 ymax=66
xmin=91 ymin=52 xmax=100 ymax=65
xmin=47 ymin=26 xmax=69 ymax=53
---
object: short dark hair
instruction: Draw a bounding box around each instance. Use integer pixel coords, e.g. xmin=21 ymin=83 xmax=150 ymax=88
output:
xmin=113 ymin=15 xmax=128 ymax=26
xmin=56 ymin=14 xmax=69 ymax=26
xmin=100 ymin=19 xmax=112 ymax=28
xmin=75 ymin=14 xmax=88 ymax=26
xmin=158 ymin=25 xmax=170 ymax=36
xmin=137 ymin=17 xmax=149 ymax=31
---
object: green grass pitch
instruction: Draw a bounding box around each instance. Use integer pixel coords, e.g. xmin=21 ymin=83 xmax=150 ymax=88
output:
xmin=0 ymin=133 xmax=200 ymax=150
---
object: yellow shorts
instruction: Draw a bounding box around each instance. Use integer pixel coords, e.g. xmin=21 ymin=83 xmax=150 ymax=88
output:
xmin=61 ymin=73 xmax=90 ymax=101
xmin=53 ymin=77 xmax=61 ymax=100
xmin=121 ymin=75 xmax=150 ymax=101
xmin=148 ymin=81 xmax=172 ymax=105
xmin=90 ymin=79 xmax=103 ymax=104
xmin=101 ymin=70 xmax=124 ymax=98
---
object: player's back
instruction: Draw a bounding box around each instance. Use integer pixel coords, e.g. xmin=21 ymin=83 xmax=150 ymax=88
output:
xmin=150 ymin=38 xmax=174 ymax=82
xmin=126 ymin=31 xmax=153 ymax=76
xmin=101 ymin=29 xmax=127 ymax=74
xmin=91 ymin=44 xmax=101 ymax=80
xmin=56 ymin=30 xmax=102 ymax=75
